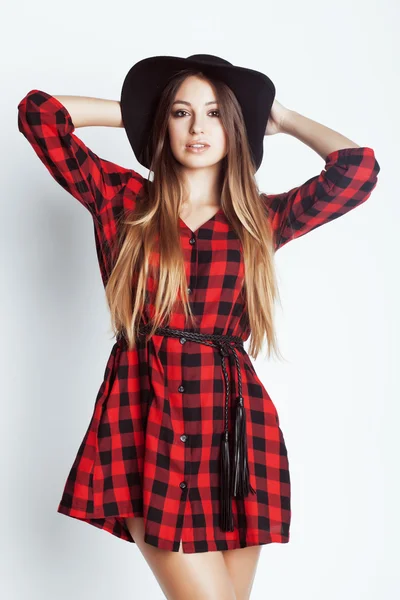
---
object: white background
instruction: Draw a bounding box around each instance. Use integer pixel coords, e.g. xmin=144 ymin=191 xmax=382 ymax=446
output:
xmin=1 ymin=0 xmax=397 ymax=598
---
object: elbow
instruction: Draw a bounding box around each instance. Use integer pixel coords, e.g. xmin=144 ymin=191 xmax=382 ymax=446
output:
xmin=17 ymin=89 xmax=39 ymax=113
xmin=372 ymin=152 xmax=381 ymax=182
xmin=352 ymin=150 xmax=381 ymax=206
xmin=364 ymin=148 xmax=381 ymax=193
xmin=340 ymin=146 xmax=381 ymax=201
xmin=363 ymin=146 xmax=381 ymax=183
xmin=17 ymin=89 xmax=39 ymax=135
xmin=17 ymin=97 xmax=28 ymax=136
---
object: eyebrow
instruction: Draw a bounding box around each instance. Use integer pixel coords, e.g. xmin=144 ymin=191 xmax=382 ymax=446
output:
xmin=171 ymin=100 xmax=218 ymax=106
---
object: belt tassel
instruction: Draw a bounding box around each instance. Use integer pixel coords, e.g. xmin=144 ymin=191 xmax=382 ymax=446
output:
xmin=220 ymin=430 xmax=234 ymax=531
xmin=232 ymin=395 xmax=256 ymax=497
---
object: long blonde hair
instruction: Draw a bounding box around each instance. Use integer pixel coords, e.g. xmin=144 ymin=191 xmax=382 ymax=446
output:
xmin=105 ymin=69 xmax=283 ymax=360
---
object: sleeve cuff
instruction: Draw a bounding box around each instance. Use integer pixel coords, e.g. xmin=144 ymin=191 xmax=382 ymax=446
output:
xmin=25 ymin=88 xmax=75 ymax=132
xmin=325 ymin=146 xmax=376 ymax=163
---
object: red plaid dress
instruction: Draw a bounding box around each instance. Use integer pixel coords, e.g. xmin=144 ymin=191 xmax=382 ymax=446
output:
xmin=17 ymin=89 xmax=380 ymax=553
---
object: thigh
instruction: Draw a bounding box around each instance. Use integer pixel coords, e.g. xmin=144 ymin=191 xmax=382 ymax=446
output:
xmin=221 ymin=545 xmax=262 ymax=600
xmin=125 ymin=517 xmax=237 ymax=600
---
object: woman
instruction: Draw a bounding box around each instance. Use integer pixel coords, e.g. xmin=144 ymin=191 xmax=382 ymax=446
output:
xmin=17 ymin=54 xmax=380 ymax=600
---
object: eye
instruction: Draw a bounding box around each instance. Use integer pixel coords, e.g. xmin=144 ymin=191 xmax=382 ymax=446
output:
xmin=172 ymin=109 xmax=221 ymax=118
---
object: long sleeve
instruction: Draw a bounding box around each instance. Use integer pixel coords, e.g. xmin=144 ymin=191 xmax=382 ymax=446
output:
xmin=17 ymin=89 xmax=139 ymax=220
xmin=261 ymin=146 xmax=381 ymax=251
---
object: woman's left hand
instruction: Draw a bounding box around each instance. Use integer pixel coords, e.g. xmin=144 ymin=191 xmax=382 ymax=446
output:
xmin=265 ymin=98 xmax=291 ymax=135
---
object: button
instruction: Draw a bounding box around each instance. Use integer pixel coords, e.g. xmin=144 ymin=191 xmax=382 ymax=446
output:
xmin=187 ymin=287 xmax=192 ymax=295
xmin=180 ymin=481 xmax=187 ymax=489
xmin=178 ymin=385 xmax=185 ymax=392
xmin=180 ymin=434 xmax=188 ymax=443
xmin=189 ymin=237 xmax=196 ymax=245
xmin=180 ymin=337 xmax=187 ymax=344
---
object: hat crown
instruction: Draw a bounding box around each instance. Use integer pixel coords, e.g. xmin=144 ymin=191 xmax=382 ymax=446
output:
xmin=186 ymin=54 xmax=233 ymax=67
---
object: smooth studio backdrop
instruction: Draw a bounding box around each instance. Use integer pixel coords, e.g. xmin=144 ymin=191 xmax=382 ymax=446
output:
xmin=1 ymin=0 xmax=397 ymax=598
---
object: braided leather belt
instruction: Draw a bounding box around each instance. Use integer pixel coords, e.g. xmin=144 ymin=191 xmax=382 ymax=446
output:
xmin=135 ymin=323 xmax=256 ymax=532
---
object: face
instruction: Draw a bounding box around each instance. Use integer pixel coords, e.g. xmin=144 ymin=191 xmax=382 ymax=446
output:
xmin=167 ymin=75 xmax=228 ymax=169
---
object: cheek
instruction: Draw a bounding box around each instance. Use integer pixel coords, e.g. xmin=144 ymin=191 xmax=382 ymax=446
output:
xmin=215 ymin=127 xmax=227 ymax=152
xmin=168 ymin=122 xmax=185 ymax=149
xmin=167 ymin=122 xmax=175 ymax=143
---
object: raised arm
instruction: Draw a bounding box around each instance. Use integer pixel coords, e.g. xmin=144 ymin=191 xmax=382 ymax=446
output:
xmin=262 ymin=101 xmax=381 ymax=250
xmin=52 ymin=94 xmax=124 ymax=129
xmin=17 ymin=89 xmax=143 ymax=219
xmin=262 ymin=146 xmax=380 ymax=251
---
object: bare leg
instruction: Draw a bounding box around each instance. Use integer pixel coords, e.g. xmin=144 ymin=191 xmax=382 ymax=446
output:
xmin=125 ymin=516 xmax=237 ymax=600
xmin=221 ymin=545 xmax=262 ymax=600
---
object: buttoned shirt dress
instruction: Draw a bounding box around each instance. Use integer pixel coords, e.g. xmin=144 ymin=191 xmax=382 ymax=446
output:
xmin=17 ymin=89 xmax=380 ymax=553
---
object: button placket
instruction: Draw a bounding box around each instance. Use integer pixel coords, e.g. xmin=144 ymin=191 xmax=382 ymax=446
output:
xmin=187 ymin=229 xmax=198 ymax=300
xmin=179 ymin=234 xmax=197 ymax=505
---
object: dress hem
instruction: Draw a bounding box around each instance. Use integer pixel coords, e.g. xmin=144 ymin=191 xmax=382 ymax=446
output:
xmin=57 ymin=504 xmax=290 ymax=553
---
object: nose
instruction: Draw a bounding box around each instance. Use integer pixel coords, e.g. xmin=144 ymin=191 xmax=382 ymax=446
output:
xmin=190 ymin=115 xmax=205 ymax=134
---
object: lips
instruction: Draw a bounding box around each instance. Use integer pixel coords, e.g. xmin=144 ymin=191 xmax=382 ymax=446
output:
xmin=186 ymin=142 xmax=210 ymax=147
xmin=185 ymin=144 xmax=211 ymax=154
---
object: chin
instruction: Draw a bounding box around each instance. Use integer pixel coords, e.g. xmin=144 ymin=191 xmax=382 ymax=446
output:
xmin=178 ymin=152 xmax=224 ymax=167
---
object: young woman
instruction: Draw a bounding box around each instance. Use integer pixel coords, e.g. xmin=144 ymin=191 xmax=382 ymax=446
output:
xmin=17 ymin=54 xmax=380 ymax=600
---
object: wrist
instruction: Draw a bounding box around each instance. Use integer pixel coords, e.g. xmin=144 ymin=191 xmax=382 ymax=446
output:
xmin=279 ymin=109 xmax=298 ymax=135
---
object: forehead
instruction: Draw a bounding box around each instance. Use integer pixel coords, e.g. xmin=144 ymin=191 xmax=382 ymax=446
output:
xmin=174 ymin=75 xmax=217 ymax=100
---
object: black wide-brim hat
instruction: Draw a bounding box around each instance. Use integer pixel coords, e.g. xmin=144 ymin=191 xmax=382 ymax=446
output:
xmin=120 ymin=54 xmax=275 ymax=172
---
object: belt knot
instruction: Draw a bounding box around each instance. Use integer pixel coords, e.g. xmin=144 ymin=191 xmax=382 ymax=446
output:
xmin=217 ymin=340 xmax=233 ymax=357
